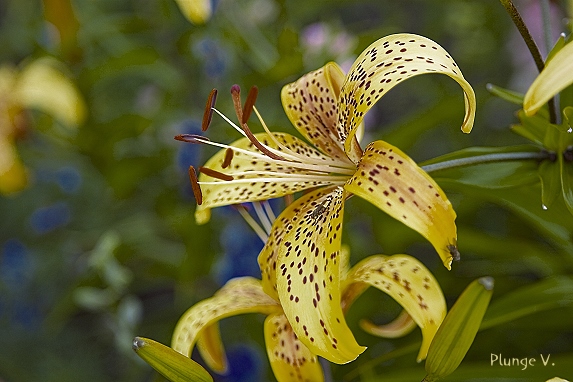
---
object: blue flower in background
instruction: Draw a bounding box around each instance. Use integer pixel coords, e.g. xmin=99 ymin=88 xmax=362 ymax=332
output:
xmin=214 ymin=215 xmax=263 ymax=285
xmin=0 ymin=239 xmax=41 ymax=329
xmin=192 ymin=37 xmax=228 ymax=79
xmin=30 ymin=201 xmax=71 ymax=234
xmin=0 ymin=239 xmax=30 ymax=291
xmin=55 ymin=166 xmax=82 ymax=194
xmin=216 ymin=343 xmax=266 ymax=382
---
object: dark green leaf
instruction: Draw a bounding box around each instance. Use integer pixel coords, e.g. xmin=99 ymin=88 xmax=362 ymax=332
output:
xmin=515 ymin=110 xmax=552 ymax=147
xmin=480 ymin=276 xmax=573 ymax=330
xmin=560 ymin=150 xmax=573 ymax=215
xmin=485 ymin=83 xmax=523 ymax=104
xmin=539 ymin=159 xmax=562 ymax=209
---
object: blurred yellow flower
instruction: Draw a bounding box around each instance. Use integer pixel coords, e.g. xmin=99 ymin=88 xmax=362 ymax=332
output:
xmin=174 ymin=0 xmax=212 ymax=24
xmin=0 ymin=57 xmax=86 ymax=194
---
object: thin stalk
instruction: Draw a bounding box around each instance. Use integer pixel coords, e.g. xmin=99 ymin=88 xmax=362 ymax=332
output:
xmin=500 ymin=0 xmax=558 ymax=123
xmin=421 ymin=151 xmax=549 ymax=174
xmin=540 ymin=0 xmax=553 ymax=54
xmin=501 ymin=0 xmax=545 ymax=72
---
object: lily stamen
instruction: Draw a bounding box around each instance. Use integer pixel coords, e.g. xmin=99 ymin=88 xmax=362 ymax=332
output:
xmin=198 ymin=166 xmax=234 ymax=181
xmin=221 ymin=148 xmax=234 ymax=168
xmin=252 ymin=200 xmax=273 ymax=234
xmin=242 ymin=85 xmax=258 ymax=124
xmin=228 ymin=84 xmax=287 ymax=161
xmin=201 ymin=88 xmax=217 ymax=132
xmin=174 ymin=134 xmax=210 ymax=144
xmin=230 ymin=84 xmax=244 ymax=122
xmin=187 ymin=166 xmax=202 ymax=205
xmin=235 ymin=204 xmax=269 ymax=242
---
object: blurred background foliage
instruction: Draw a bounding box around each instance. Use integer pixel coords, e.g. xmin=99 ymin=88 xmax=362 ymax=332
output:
xmin=0 ymin=0 xmax=572 ymax=381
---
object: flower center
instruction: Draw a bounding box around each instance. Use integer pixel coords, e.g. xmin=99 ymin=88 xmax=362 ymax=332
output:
xmin=176 ymin=85 xmax=357 ymax=205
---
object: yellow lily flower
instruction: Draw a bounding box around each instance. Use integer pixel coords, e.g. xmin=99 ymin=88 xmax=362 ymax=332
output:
xmin=180 ymin=33 xmax=474 ymax=363
xmin=0 ymin=57 xmax=86 ymax=194
xmin=172 ymin=253 xmax=446 ymax=381
xmin=524 ymin=40 xmax=573 ymax=116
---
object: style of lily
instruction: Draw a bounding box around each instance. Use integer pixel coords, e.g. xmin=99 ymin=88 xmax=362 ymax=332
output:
xmin=178 ymin=33 xmax=475 ymax=363
xmin=518 ymin=38 xmax=573 ymax=213
xmin=172 ymin=245 xmax=447 ymax=381
xmin=0 ymin=57 xmax=85 ymax=194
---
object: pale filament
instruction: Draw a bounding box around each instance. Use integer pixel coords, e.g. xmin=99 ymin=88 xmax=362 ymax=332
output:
xmin=211 ymin=107 xmax=355 ymax=173
xmin=192 ymin=134 xmax=356 ymax=176
xmin=236 ymin=201 xmax=277 ymax=243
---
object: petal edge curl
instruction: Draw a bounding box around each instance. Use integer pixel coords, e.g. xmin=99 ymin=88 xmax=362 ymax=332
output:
xmin=337 ymin=33 xmax=476 ymax=162
xmin=344 ymin=140 xmax=458 ymax=269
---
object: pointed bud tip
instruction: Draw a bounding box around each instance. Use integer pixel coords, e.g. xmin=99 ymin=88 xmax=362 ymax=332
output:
xmin=478 ymin=276 xmax=494 ymax=291
xmin=132 ymin=337 xmax=146 ymax=351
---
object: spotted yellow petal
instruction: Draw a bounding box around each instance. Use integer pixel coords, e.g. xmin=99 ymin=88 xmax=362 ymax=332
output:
xmin=196 ymin=324 xmax=227 ymax=373
xmin=13 ymin=58 xmax=86 ymax=127
xmin=174 ymin=0 xmax=212 ymax=24
xmin=171 ymin=277 xmax=281 ymax=371
xmin=337 ymin=33 xmax=476 ymax=162
xmin=345 ymin=140 xmax=458 ymax=269
xmin=281 ymin=62 xmax=351 ymax=162
xmin=359 ymin=309 xmax=417 ymax=339
xmin=195 ymin=132 xmax=340 ymax=224
xmin=264 ymin=313 xmax=324 ymax=382
xmin=345 ymin=255 xmax=446 ymax=362
xmin=524 ymin=41 xmax=573 ymax=116
xmin=270 ymin=186 xmax=365 ymax=363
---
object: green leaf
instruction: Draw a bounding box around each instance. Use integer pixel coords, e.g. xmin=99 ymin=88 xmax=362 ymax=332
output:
xmin=560 ymin=147 xmax=573 ymax=214
xmin=424 ymin=277 xmax=494 ymax=381
xmin=563 ymin=106 xmax=573 ymax=133
xmin=133 ymin=337 xmax=213 ymax=382
xmin=480 ymin=276 xmax=573 ymax=330
xmin=545 ymin=33 xmax=567 ymax=64
xmin=512 ymin=110 xmax=546 ymax=145
xmin=485 ymin=83 xmax=524 ymax=105
xmin=539 ymin=159 xmax=562 ymax=209
xmin=421 ymin=145 xmax=540 ymax=189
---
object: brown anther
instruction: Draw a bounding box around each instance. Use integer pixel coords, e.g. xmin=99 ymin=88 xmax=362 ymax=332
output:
xmin=174 ymin=134 xmax=210 ymax=144
xmin=202 ymin=89 xmax=218 ymax=131
xmin=188 ymin=166 xmax=203 ymax=205
xmin=231 ymin=84 xmax=284 ymax=161
xmin=199 ymin=166 xmax=234 ymax=181
xmin=242 ymin=86 xmax=258 ymax=124
xmin=230 ymin=84 xmax=243 ymax=122
xmin=222 ymin=148 xmax=234 ymax=168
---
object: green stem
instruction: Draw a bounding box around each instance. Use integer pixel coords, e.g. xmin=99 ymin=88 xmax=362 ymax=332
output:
xmin=421 ymin=151 xmax=549 ymax=173
xmin=540 ymin=0 xmax=553 ymax=54
xmin=500 ymin=0 xmax=545 ymax=72
xmin=499 ymin=0 xmax=557 ymax=124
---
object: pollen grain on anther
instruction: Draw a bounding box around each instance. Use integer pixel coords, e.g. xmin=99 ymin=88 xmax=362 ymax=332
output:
xmin=202 ymin=88 xmax=218 ymax=131
xmin=199 ymin=166 xmax=235 ymax=181
xmin=222 ymin=148 xmax=234 ymax=169
xmin=242 ymin=86 xmax=259 ymax=124
xmin=188 ymin=166 xmax=203 ymax=205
